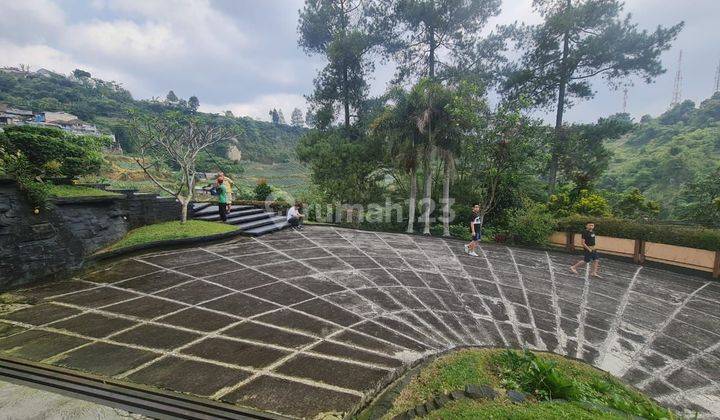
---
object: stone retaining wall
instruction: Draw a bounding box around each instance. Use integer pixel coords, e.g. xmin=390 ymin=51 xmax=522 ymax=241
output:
xmin=0 ymin=180 xmax=181 ymax=290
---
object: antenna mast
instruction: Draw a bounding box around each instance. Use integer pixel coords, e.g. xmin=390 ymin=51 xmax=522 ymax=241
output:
xmin=670 ymin=50 xmax=683 ymax=106
xmin=714 ymin=58 xmax=720 ymax=93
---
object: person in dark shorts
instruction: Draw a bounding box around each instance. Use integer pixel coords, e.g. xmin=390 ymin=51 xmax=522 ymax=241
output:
xmin=463 ymin=204 xmax=482 ymax=257
xmin=217 ymin=178 xmax=229 ymax=222
xmin=570 ymin=222 xmax=600 ymax=277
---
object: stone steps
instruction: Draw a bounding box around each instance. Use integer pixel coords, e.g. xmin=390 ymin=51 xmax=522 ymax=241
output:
xmin=190 ymin=203 xmax=290 ymax=236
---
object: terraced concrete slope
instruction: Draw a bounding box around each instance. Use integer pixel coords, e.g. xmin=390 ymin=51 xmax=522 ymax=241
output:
xmin=0 ymin=226 xmax=718 ymax=418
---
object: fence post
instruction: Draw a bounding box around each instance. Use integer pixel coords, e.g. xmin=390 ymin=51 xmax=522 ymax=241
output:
xmin=713 ymin=251 xmax=719 ymax=279
xmin=633 ymin=239 xmax=646 ymax=264
xmin=565 ymin=232 xmax=575 ymax=252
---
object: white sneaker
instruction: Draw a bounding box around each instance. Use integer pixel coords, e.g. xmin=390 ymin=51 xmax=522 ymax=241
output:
xmin=469 ymin=251 xmax=479 ymax=257
xmin=463 ymin=244 xmax=469 ymax=254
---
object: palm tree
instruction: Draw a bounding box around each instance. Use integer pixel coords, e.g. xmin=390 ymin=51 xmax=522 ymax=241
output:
xmin=414 ymin=79 xmax=454 ymax=235
xmin=371 ymin=87 xmax=422 ymax=233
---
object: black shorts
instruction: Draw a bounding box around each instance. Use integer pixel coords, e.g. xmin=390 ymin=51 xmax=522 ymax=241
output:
xmin=584 ymin=250 xmax=599 ymax=262
xmin=471 ymin=231 xmax=482 ymax=241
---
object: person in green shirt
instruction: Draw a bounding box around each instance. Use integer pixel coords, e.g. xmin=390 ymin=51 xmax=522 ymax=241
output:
xmin=217 ymin=178 xmax=229 ymax=222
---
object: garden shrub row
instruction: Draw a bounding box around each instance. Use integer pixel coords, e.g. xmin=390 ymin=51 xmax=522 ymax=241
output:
xmin=556 ymin=215 xmax=720 ymax=251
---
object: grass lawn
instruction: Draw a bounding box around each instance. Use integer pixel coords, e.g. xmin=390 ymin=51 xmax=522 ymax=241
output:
xmin=48 ymin=184 xmax=121 ymax=198
xmin=105 ymin=220 xmax=238 ymax=251
xmin=381 ymin=348 xmax=674 ymax=420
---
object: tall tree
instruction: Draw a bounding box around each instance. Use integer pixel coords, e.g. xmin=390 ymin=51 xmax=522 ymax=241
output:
xmin=299 ymin=0 xmax=377 ymax=131
xmin=372 ymin=86 xmax=423 ymax=233
xmin=269 ymin=108 xmax=280 ymax=124
xmin=131 ymin=113 xmax=233 ymax=222
xmin=277 ymin=109 xmax=286 ymax=125
xmin=166 ymin=90 xmax=179 ymax=104
xmin=504 ymin=0 xmax=683 ymax=192
xmin=454 ymin=101 xmax=542 ymax=232
xmin=188 ymin=95 xmax=200 ymax=112
xmin=380 ymin=0 xmax=501 ymax=81
xmin=291 ymin=107 xmax=305 ymax=126
xmin=378 ymin=0 xmax=501 ymax=234
xmin=304 ymin=108 xmax=316 ymax=128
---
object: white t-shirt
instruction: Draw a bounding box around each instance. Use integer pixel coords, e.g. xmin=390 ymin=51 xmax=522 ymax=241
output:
xmin=287 ymin=206 xmax=300 ymax=221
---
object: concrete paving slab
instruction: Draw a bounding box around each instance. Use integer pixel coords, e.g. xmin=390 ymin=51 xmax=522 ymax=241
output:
xmin=157 ymin=307 xmax=237 ymax=332
xmin=0 ymin=330 xmax=89 ymax=361
xmin=151 ymin=280 xmax=230 ymax=304
xmin=127 ymin=356 xmax=250 ymax=396
xmin=103 ymin=297 xmax=187 ymax=320
xmin=182 ymin=337 xmax=289 ymax=368
xmin=275 ymin=354 xmax=389 ymax=392
xmin=200 ymin=293 xmax=281 ymax=317
xmin=51 ymin=342 xmax=159 ymax=376
xmin=222 ymin=375 xmax=360 ymax=419
xmin=112 ymin=324 xmax=201 ymax=351
xmin=2 ymin=303 xmax=81 ymax=326
xmin=52 ymin=287 xmax=140 ymax=308
xmin=83 ymin=260 xmax=159 ymax=284
xmin=114 ymin=270 xmax=190 ymax=293
xmin=222 ymin=321 xmax=315 ymax=349
xmin=204 ymin=268 xmax=276 ymax=291
xmin=245 ymin=282 xmax=314 ymax=306
xmin=48 ymin=313 xmax=137 ymax=338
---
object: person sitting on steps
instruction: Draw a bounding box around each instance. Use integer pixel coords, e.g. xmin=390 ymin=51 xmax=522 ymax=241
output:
xmin=287 ymin=202 xmax=304 ymax=230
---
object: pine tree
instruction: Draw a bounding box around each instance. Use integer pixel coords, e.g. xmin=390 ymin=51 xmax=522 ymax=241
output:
xmin=503 ymin=0 xmax=683 ymax=192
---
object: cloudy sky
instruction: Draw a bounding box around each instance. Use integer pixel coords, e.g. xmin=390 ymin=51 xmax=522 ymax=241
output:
xmin=1 ymin=0 xmax=719 ymax=123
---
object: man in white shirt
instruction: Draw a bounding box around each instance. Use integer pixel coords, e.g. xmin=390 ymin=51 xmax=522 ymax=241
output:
xmin=287 ymin=202 xmax=304 ymax=230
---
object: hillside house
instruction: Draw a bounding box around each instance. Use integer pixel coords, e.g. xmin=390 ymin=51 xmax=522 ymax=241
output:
xmin=0 ymin=104 xmax=34 ymax=125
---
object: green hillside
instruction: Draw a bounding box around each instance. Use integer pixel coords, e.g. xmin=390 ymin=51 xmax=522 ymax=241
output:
xmin=600 ymin=93 xmax=720 ymax=221
xmin=0 ymin=70 xmax=305 ymax=164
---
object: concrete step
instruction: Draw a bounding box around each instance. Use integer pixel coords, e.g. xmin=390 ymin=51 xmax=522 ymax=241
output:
xmin=192 ymin=204 xmax=254 ymax=218
xmin=192 ymin=202 xmax=213 ymax=212
xmin=244 ymin=220 xmax=291 ymax=236
xmin=194 ymin=207 xmax=264 ymax=221
xmin=225 ymin=211 xmax=277 ymax=225
xmin=235 ymin=215 xmax=287 ymax=231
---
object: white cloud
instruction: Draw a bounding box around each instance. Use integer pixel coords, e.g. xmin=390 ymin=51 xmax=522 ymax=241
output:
xmin=0 ymin=0 xmax=65 ymax=43
xmin=200 ymin=94 xmax=308 ymax=121
xmin=98 ymin=0 xmax=247 ymax=56
xmin=64 ymin=20 xmax=184 ymax=63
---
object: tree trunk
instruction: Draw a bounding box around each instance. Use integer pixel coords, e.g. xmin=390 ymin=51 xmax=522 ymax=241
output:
xmin=343 ymin=64 xmax=350 ymax=130
xmin=442 ymin=153 xmax=451 ymax=237
xmin=549 ymin=0 xmax=572 ymax=194
xmin=179 ymin=197 xmax=189 ymax=223
xmin=422 ymin=149 xmax=433 ymax=235
xmin=407 ymin=166 xmax=417 ymax=234
xmin=429 ymin=28 xmax=436 ymax=79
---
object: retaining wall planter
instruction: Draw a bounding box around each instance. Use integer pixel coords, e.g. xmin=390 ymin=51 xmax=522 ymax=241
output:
xmin=0 ymin=181 xmax=182 ymax=290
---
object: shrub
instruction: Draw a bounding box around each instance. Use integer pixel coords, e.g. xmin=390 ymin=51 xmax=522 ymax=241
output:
xmin=557 ymin=215 xmax=720 ymax=251
xmin=254 ymin=178 xmax=273 ymax=201
xmin=449 ymin=223 xmax=472 ymax=241
xmin=0 ymin=125 xmax=108 ymax=179
xmin=506 ymin=200 xmax=556 ymax=246
xmin=611 ymin=188 xmax=660 ymax=219
xmin=0 ymin=148 xmax=50 ymax=209
xmin=494 ymin=349 xmax=576 ymax=401
xmin=572 ymin=189 xmax=612 ymax=217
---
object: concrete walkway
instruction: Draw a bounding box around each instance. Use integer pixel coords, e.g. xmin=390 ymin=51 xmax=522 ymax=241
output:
xmin=0 ymin=380 xmax=145 ymax=420
xmin=0 ymin=226 xmax=718 ymax=418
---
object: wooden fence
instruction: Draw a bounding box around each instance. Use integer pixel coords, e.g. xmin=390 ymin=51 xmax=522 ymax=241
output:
xmin=549 ymin=232 xmax=720 ymax=278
